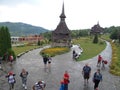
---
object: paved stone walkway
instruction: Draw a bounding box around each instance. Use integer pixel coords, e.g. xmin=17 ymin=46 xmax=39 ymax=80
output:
xmin=0 ymin=42 xmax=120 ymax=90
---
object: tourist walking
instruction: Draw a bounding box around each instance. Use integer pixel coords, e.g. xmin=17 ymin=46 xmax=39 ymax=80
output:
xmin=63 ymin=70 xmax=70 ymax=90
xmin=20 ymin=68 xmax=29 ymax=89
xmin=9 ymin=54 xmax=14 ymax=64
xmin=97 ymin=55 xmax=102 ymax=67
xmin=82 ymin=63 xmax=91 ymax=86
xmin=6 ymin=71 xmax=16 ymax=90
xmin=101 ymin=59 xmax=108 ymax=70
xmin=42 ymin=53 xmax=48 ymax=71
xmin=93 ymin=69 xmax=102 ymax=90
xmin=32 ymin=80 xmax=46 ymax=90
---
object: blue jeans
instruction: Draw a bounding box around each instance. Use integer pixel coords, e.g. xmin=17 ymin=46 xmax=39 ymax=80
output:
xmin=22 ymin=78 xmax=27 ymax=85
xmin=64 ymin=84 xmax=68 ymax=90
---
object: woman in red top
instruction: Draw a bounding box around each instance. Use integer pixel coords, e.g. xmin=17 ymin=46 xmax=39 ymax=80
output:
xmin=63 ymin=71 xmax=70 ymax=90
xmin=97 ymin=55 xmax=102 ymax=67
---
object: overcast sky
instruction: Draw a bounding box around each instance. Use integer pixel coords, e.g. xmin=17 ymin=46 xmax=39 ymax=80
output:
xmin=0 ymin=0 xmax=120 ymax=30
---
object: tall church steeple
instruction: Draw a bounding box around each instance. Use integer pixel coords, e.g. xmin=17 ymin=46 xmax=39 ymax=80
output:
xmin=60 ymin=2 xmax=66 ymax=20
xmin=52 ymin=2 xmax=71 ymax=47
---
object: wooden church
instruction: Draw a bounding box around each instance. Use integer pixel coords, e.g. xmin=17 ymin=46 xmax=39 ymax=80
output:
xmin=90 ymin=22 xmax=104 ymax=35
xmin=51 ymin=3 xmax=71 ymax=47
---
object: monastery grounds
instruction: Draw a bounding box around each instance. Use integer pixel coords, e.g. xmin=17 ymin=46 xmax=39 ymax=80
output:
xmin=0 ymin=42 xmax=120 ymax=90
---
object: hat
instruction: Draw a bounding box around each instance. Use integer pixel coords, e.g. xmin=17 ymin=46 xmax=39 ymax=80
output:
xmin=8 ymin=71 xmax=13 ymax=75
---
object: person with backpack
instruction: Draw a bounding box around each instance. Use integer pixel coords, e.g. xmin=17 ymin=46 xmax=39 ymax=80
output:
xmin=20 ymin=68 xmax=29 ymax=89
xmin=93 ymin=69 xmax=102 ymax=90
xmin=82 ymin=63 xmax=91 ymax=86
xmin=32 ymin=80 xmax=46 ymax=90
xmin=6 ymin=71 xmax=16 ymax=90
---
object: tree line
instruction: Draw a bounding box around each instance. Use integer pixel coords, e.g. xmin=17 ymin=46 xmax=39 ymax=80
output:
xmin=41 ymin=26 xmax=120 ymax=43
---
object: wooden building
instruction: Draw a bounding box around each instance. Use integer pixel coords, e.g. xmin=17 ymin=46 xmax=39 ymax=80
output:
xmin=51 ymin=3 xmax=71 ymax=47
xmin=90 ymin=22 xmax=104 ymax=35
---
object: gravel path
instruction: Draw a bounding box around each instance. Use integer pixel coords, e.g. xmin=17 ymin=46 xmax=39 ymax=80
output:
xmin=0 ymin=42 xmax=120 ymax=90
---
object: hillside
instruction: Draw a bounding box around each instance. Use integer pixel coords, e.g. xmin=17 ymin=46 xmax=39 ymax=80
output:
xmin=0 ymin=22 xmax=50 ymax=36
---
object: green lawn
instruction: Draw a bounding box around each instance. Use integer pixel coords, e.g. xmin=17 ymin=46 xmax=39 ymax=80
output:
xmin=12 ymin=37 xmax=106 ymax=62
xmin=72 ymin=37 xmax=106 ymax=61
xmin=12 ymin=45 xmax=40 ymax=56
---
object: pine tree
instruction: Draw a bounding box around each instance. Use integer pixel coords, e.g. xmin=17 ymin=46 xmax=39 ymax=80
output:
xmin=0 ymin=26 xmax=12 ymax=57
xmin=93 ymin=34 xmax=98 ymax=43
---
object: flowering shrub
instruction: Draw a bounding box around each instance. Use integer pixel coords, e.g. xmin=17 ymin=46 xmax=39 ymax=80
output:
xmin=40 ymin=47 xmax=70 ymax=57
xmin=110 ymin=42 xmax=120 ymax=76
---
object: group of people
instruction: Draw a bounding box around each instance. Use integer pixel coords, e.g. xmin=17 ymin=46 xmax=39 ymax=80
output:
xmin=59 ymin=71 xmax=70 ymax=90
xmin=82 ymin=54 xmax=108 ymax=90
xmin=72 ymin=45 xmax=83 ymax=61
xmin=82 ymin=63 xmax=102 ymax=90
xmin=0 ymin=53 xmax=14 ymax=69
xmin=1 ymin=51 xmax=107 ymax=90
xmin=72 ymin=50 xmax=82 ymax=60
xmin=5 ymin=68 xmax=46 ymax=90
xmin=60 ymin=62 xmax=103 ymax=90
xmin=5 ymin=69 xmax=29 ymax=90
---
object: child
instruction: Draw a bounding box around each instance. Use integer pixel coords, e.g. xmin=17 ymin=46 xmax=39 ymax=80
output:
xmin=6 ymin=71 xmax=16 ymax=90
xmin=59 ymin=79 xmax=65 ymax=90
xmin=20 ymin=68 xmax=28 ymax=89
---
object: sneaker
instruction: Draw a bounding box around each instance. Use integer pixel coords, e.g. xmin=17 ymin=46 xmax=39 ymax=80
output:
xmin=22 ymin=84 xmax=25 ymax=87
xmin=25 ymin=86 xmax=27 ymax=89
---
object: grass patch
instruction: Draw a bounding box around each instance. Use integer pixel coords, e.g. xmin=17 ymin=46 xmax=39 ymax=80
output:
xmin=12 ymin=45 xmax=40 ymax=56
xmin=40 ymin=47 xmax=70 ymax=57
xmin=72 ymin=37 xmax=106 ymax=61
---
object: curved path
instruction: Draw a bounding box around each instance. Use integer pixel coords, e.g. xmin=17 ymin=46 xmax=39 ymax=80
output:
xmin=0 ymin=42 xmax=120 ymax=90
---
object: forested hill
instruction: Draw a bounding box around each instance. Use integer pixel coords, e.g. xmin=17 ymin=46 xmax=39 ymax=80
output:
xmin=0 ymin=22 xmax=50 ymax=36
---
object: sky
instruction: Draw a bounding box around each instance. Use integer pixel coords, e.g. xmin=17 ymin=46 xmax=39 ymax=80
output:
xmin=0 ymin=0 xmax=120 ymax=30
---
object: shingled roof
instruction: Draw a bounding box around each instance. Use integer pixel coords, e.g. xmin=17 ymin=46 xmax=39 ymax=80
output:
xmin=51 ymin=3 xmax=71 ymax=47
xmin=90 ymin=22 xmax=104 ymax=34
xmin=53 ymin=3 xmax=70 ymax=34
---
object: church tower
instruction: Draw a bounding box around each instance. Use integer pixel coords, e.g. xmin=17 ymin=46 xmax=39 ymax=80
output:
xmin=51 ymin=3 xmax=71 ymax=47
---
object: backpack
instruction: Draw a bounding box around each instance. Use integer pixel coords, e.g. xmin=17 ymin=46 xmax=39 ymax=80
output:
xmin=94 ymin=72 xmax=102 ymax=80
xmin=104 ymin=60 xmax=108 ymax=64
xmin=8 ymin=75 xmax=15 ymax=83
xmin=83 ymin=66 xmax=91 ymax=73
xmin=34 ymin=83 xmax=42 ymax=90
xmin=33 ymin=81 xmax=46 ymax=90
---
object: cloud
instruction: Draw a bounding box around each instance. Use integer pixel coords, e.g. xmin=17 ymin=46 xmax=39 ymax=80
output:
xmin=0 ymin=0 xmax=120 ymax=30
xmin=0 ymin=0 xmax=40 ymax=6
